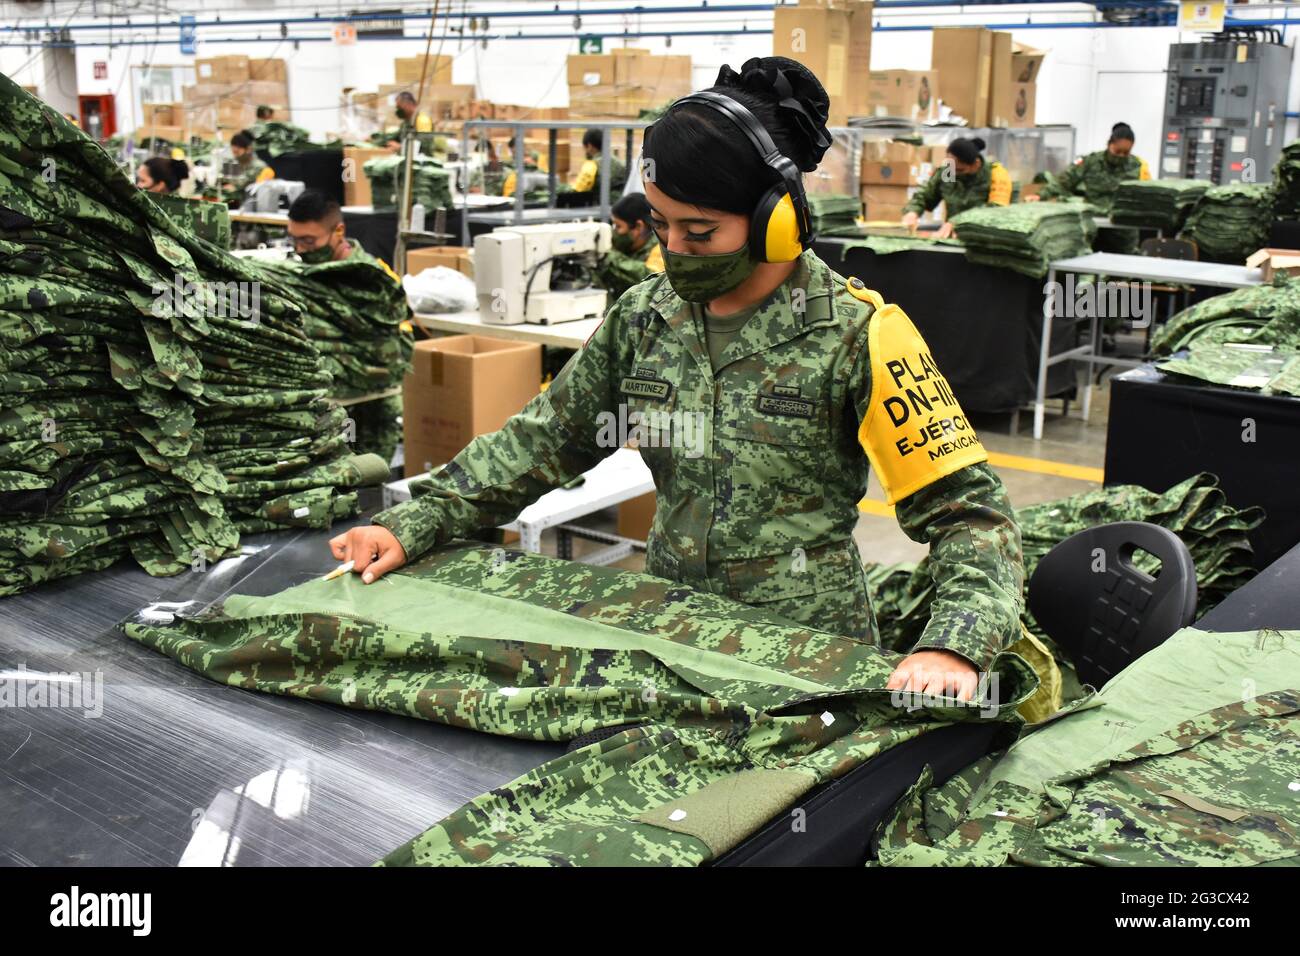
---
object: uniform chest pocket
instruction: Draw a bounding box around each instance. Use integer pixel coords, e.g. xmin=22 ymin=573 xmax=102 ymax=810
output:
xmin=720 ymin=390 xmax=828 ymax=514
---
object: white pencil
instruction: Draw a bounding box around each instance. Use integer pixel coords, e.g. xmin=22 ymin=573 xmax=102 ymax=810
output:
xmin=323 ymin=559 xmax=355 ymax=581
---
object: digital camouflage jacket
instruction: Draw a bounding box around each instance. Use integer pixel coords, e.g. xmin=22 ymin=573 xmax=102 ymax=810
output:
xmin=1039 ymin=150 xmax=1150 ymax=211
xmin=595 ymin=234 xmax=664 ymax=303
xmin=373 ymin=251 xmax=1024 ymax=668
xmin=903 ymin=159 xmax=1012 ymax=219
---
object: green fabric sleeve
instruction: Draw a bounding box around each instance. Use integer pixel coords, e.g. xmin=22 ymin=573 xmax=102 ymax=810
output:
xmin=903 ymin=168 xmax=943 ymax=216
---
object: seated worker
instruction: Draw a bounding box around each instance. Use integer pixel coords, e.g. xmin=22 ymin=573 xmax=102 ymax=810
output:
xmin=1028 ymin=122 xmax=1149 ymax=211
xmin=330 ymin=56 xmax=1024 ymax=702
xmin=136 ymin=156 xmax=189 ymax=195
xmin=594 ymin=191 xmax=664 ymax=301
xmin=224 ymin=130 xmax=274 ymax=200
xmin=256 ymin=104 xmax=275 ymax=123
xmin=901 ymin=137 xmax=1011 ymax=238
xmin=570 ymin=128 xmax=628 ymax=199
xmin=385 ymin=91 xmax=434 ymax=153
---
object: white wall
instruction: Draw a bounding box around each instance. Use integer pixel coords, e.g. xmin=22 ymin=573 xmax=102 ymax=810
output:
xmin=2 ymin=0 xmax=1298 ymax=161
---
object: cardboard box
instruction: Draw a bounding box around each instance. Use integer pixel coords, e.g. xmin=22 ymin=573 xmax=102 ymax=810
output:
xmin=135 ymin=124 xmax=187 ymax=143
xmin=614 ymin=53 xmax=691 ymax=91
xmin=860 ymin=182 xmax=915 ymax=212
xmin=861 ymin=161 xmax=928 ymax=186
xmin=343 ymin=146 xmax=389 ymax=206
xmin=861 ymin=140 xmax=918 ymax=164
xmin=249 ymin=57 xmax=288 ymax=84
xmin=195 ymin=55 xmax=250 ymax=84
xmin=932 ymin=27 xmax=992 ymax=126
xmin=988 ymin=31 xmax=1015 ymax=128
xmin=844 ymin=0 xmax=874 ymax=117
xmin=1011 ymin=42 xmax=1046 ymax=84
xmin=1009 ymin=82 xmax=1036 ymax=128
xmin=394 ymin=55 xmax=453 ymax=86
xmin=1245 ymin=248 xmax=1300 ymax=282
xmin=867 ymin=70 xmax=939 ymax=122
xmin=405 ymin=245 xmax=474 ymax=278
xmin=401 ymin=336 xmax=541 ymax=478
xmin=773 ymin=2 xmax=851 ymax=125
xmin=617 ymin=493 xmax=657 ymax=541
xmin=142 ymin=102 xmax=179 ymax=126
xmin=567 ymin=54 xmax=616 ymax=87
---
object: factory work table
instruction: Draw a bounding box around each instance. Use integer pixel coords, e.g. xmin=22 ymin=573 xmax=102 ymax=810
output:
xmin=411 ymin=309 xmax=601 ymax=350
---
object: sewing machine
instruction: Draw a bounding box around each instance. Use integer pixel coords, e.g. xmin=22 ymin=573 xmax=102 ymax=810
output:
xmin=241 ymin=178 xmax=306 ymax=214
xmin=475 ymin=221 xmax=611 ymax=325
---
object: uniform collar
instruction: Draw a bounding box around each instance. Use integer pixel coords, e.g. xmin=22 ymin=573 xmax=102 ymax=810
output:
xmin=648 ymin=249 xmax=835 ymax=376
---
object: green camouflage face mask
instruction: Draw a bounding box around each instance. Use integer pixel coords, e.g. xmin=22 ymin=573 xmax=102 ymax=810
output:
xmin=298 ymin=243 xmax=335 ymax=264
xmin=611 ymin=229 xmax=637 ymax=254
xmin=661 ymin=243 xmax=756 ymax=303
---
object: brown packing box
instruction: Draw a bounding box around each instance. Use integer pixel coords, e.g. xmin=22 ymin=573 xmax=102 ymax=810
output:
xmin=988 ymin=31 xmax=1014 ymax=128
xmin=405 ymin=245 xmax=474 ymax=278
xmin=1245 ymin=248 xmax=1300 ymax=282
xmin=613 ymin=53 xmax=692 ymax=91
xmin=861 ymin=183 xmax=914 ymax=208
xmin=142 ymin=102 xmax=179 ymax=126
xmin=1011 ymin=42 xmax=1047 ymax=84
xmin=861 ymin=140 xmax=919 ymax=163
xmin=394 ymin=55 xmax=453 ymax=86
xmin=773 ymin=3 xmax=851 ymax=125
xmin=343 ymin=146 xmax=389 ymax=207
xmin=195 ymin=55 xmax=250 ymax=84
xmin=249 ymin=57 xmax=288 ymax=84
xmin=932 ymin=27 xmax=992 ymax=127
xmin=136 ymin=124 xmax=187 ymax=143
xmin=861 ymin=161 xmax=928 ymax=186
xmin=618 ymin=493 xmax=657 ymax=541
xmin=844 ymin=1 xmax=873 ymax=117
xmin=567 ymin=54 xmax=616 ymax=87
xmin=1009 ymin=82 xmax=1036 ymax=128
xmin=402 ymin=336 xmax=541 ymax=478
xmin=866 ymin=70 xmax=939 ymax=122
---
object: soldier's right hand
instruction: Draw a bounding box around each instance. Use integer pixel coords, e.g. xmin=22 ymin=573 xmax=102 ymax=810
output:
xmin=1023 ymin=193 xmax=1042 ymax=203
xmin=330 ymin=525 xmax=407 ymax=584
xmin=901 ymin=211 xmax=919 ymax=228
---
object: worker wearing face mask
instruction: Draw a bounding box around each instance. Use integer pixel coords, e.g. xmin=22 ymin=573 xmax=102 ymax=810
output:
xmin=330 ymin=57 xmax=1024 ymax=703
xmin=1029 ymin=122 xmax=1150 ymax=212
xmin=594 ymin=191 xmax=665 ymax=302
xmin=901 ymin=137 xmax=1012 ymax=239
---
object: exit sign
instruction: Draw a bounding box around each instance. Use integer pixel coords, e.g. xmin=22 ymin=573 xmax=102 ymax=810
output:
xmin=579 ymin=35 xmax=602 ymax=54
xmin=93 ymin=61 xmax=107 ymax=80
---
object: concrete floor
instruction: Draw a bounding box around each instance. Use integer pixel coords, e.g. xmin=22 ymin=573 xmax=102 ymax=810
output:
xmin=555 ymin=366 xmax=1114 ymax=572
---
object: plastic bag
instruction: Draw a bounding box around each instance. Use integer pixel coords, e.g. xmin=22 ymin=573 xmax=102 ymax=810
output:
xmin=403 ymin=265 xmax=477 ymax=313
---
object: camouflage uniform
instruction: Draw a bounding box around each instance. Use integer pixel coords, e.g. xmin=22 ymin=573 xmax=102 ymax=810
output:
xmin=594 ymin=234 xmax=664 ymax=302
xmin=124 ymin=541 xmax=1039 ymax=866
xmin=373 ymin=250 xmax=1024 ymax=666
xmin=148 ymin=192 xmax=233 ymax=249
xmin=903 ymin=159 xmax=1013 ymax=219
xmin=225 ymin=153 xmax=268 ymax=200
xmin=1038 ymin=149 xmax=1150 ymax=212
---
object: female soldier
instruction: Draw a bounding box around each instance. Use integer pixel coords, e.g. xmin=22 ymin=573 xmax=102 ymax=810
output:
xmin=1030 ymin=121 xmax=1150 ymax=211
xmin=595 ymin=191 xmax=665 ymax=301
xmin=135 ymin=156 xmax=189 ymax=195
xmin=331 ymin=57 xmax=1024 ymax=700
xmin=902 ymin=136 xmax=1012 ymax=237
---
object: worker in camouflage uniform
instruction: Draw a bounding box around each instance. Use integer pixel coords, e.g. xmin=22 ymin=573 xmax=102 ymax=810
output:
xmin=332 ymin=56 xmax=1025 ymax=699
xmin=902 ymin=136 xmax=1012 ymax=238
xmin=595 ymin=191 xmax=665 ymax=302
xmin=223 ymin=129 xmax=272 ymax=202
xmin=385 ymin=91 xmax=436 ymax=155
xmin=570 ymin=127 xmax=628 ymax=199
xmin=1031 ymin=121 xmax=1150 ymax=212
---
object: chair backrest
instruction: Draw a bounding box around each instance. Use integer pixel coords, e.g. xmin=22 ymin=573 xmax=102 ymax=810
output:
xmin=1140 ymin=236 xmax=1199 ymax=261
xmin=1027 ymin=521 xmax=1198 ymax=689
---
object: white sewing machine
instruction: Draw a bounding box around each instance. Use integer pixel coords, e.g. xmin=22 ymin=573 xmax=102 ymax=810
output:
xmin=475 ymin=221 xmax=611 ymax=325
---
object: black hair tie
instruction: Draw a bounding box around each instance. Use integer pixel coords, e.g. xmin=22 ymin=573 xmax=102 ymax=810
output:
xmin=715 ymin=57 xmax=832 ymax=171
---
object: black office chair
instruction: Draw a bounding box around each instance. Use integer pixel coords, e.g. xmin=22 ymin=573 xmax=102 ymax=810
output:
xmin=1027 ymin=521 xmax=1198 ymax=689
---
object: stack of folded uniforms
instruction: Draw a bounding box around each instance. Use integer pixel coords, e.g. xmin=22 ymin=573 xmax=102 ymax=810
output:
xmin=0 ymin=75 xmax=387 ymax=596
xmin=1271 ymin=139 xmax=1300 ymax=219
xmin=249 ymin=120 xmax=315 ymax=158
xmin=1109 ymin=178 xmax=1211 ymax=232
xmin=807 ymin=193 xmax=863 ymax=237
xmin=1180 ymin=183 xmax=1275 ymax=263
xmin=1150 ymin=275 xmax=1300 ymax=356
xmin=1156 ymin=310 xmax=1300 ymax=396
xmin=364 ymin=155 xmax=453 ymax=212
xmin=949 ymin=202 xmax=1096 ymax=277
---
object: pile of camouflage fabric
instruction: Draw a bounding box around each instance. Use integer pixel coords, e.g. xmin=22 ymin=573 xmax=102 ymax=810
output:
xmin=245 ymin=254 xmax=413 ymax=462
xmin=1109 ymin=178 xmax=1211 ymax=232
xmin=1155 ymin=311 xmax=1300 ymax=396
xmin=363 ymin=155 xmax=453 ymax=212
xmin=150 ymin=193 xmax=232 ymax=249
xmin=1180 ymin=183 xmax=1274 ymax=263
xmin=866 ymin=473 xmax=1263 ymax=692
xmin=807 ymin=193 xmax=863 ymax=237
xmin=250 ymin=120 xmax=315 ymax=159
xmin=841 ymin=235 xmax=963 ymax=256
xmin=0 ymin=75 xmax=388 ymax=596
xmin=1149 ymin=275 xmax=1300 ymax=356
xmin=949 ymin=202 xmax=1095 ymax=277
xmin=1271 ymin=139 xmax=1300 ymax=219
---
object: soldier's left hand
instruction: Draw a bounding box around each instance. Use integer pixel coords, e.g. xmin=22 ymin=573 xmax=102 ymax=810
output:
xmin=886 ymin=649 xmax=979 ymax=701
xmin=935 ymin=222 xmax=956 ymax=240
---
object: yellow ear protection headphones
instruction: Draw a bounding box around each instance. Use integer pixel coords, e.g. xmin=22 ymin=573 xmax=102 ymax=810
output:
xmin=651 ymin=90 xmax=815 ymax=263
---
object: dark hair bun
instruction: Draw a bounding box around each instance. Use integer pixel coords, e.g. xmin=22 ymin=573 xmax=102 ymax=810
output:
xmin=972 ymin=137 xmax=986 ymax=151
xmin=171 ymin=159 xmax=190 ymax=181
xmin=714 ymin=56 xmax=832 ymax=171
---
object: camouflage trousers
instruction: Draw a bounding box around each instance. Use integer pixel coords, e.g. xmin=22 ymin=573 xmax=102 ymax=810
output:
xmin=124 ymin=543 xmax=1038 ymax=866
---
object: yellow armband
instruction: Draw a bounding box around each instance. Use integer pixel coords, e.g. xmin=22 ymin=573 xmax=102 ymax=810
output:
xmin=852 ymin=280 xmax=987 ymax=503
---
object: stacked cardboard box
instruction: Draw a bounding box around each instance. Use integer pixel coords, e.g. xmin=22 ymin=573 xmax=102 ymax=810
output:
xmin=931 ymin=28 xmax=1042 ymax=128
xmin=183 ymin=55 xmax=290 ymax=135
xmin=394 ymin=55 xmax=454 ymax=87
xmin=773 ymin=0 xmax=873 ymax=125
xmin=405 ymin=245 xmax=474 ymax=278
xmin=342 ymin=146 xmax=390 ymax=206
xmin=866 ymin=71 xmax=940 ymax=122
xmin=566 ymin=48 xmax=692 ymax=118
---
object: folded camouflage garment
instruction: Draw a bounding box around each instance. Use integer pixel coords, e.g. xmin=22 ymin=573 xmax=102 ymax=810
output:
xmin=875 ymin=626 xmax=1300 ymax=866
xmin=866 ymin=473 xmax=1263 ymax=698
xmin=1109 ymin=178 xmax=1210 ymax=232
xmin=246 ymin=252 xmax=413 ymax=462
xmin=808 ymin=193 xmax=863 ymax=237
xmin=1271 ymin=140 xmax=1300 ymax=220
xmin=840 ymin=235 xmax=964 ymax=256
xmin=1180 ymin=183 xmax=1275 ymax=264
xmin=249 ymin=120 xmax=315 ymax=159
xmin=1149 ymin=275 xmax=1300 ymax=356
xmin=123 ymin=543 xmax=1040 ymax=867
xmin=363 ymin=155 xmax=453 ymax=212
xmin=1153 ymin=292 xmax=1300 ymax=396
xmin=950 ymin=203 xmax=1095 ymax=278
xmin=0 ymin=76 xmax=387 ymax=595
xmin=149 ymin=192 xmax=232 ymax=250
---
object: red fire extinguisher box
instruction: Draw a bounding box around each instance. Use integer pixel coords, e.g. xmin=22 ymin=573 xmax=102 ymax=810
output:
xmin=78 ymin=93 xmax=117 ymax=141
